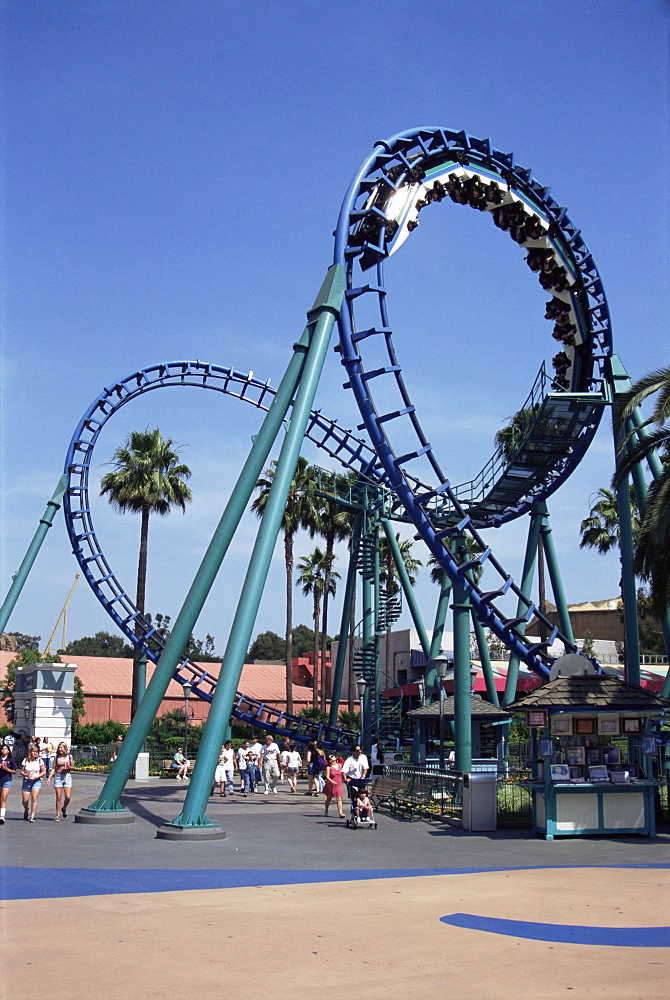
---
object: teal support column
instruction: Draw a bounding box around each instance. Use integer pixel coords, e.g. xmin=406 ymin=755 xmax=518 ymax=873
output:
xmin=426 ymin=575 xmax=452 ymax=700
xmin=372 ymin=515 xmax=381 ymax=742
xmin=381 ymin=519 xmax=431 ymax=659
xmin=538 ymin=506 xmax=575 ymax=646
xmin=79 ymin=265 xmax=343 ymax=823
xmin=472 ymin=611 xmax=499 ymax=706
xmin=627 ymin=414 xmax=670 ymax=694
xmin=0 ymin=476 xmax=67 ymax=635
xmin=328 ymin=515 xmax=361 ymax=731
xmin=503 ymin=506 xmax=543 ymax=706
xmin=452 ymin=533 xmax=472 ymax=772
xmin=158 ymin=266 xmax=344 ymax=836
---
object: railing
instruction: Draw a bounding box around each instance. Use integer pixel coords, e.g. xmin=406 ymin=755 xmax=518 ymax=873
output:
xmin=383 ymin=763 xmax=463 ymax=820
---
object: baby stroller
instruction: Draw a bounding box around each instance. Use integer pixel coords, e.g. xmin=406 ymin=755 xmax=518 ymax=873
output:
xmin=345 ymin=779 xmax=378 ymax=830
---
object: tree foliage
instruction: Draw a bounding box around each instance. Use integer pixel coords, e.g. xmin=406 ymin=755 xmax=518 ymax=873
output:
xmin=247 ymin=630 xmax=286 ymax=661
xmin=66 ymin=631 xmax=134 ymax=658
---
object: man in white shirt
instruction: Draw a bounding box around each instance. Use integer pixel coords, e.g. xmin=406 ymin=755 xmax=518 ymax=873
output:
xmin=342 ymin=746 xmax=369 ymax=798
xmin=260 ymin=735 xmax=281 ymax=794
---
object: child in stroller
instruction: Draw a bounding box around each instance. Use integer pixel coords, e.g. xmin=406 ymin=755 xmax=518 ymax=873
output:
xmin=345 ymin=781 xmax=377 ymax=829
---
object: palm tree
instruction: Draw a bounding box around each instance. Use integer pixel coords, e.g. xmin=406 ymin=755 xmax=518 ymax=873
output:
xmin=100 ymin=427 xmax=192 ymax=717
xmin=252 ymin=456 xmax=319 ymax=714
xmin=378 ymin=530 xmax=422 ymax=678
xmin=613 ymin=365 xmax=670 ymax=616
xmin=579 ymin=488 xmax=628 ymax=555
xmin=297 ymin=547 xmax=338 ymax=708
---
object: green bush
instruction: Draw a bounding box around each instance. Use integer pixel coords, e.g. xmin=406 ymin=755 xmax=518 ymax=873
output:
xmin=73 ymin=721 xmax=127 ymax=744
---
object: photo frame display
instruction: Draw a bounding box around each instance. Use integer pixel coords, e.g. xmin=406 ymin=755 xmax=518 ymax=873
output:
xmin=528 ymin=710 xmax=547 ymax=728
xmin=603 ymin=746 xmax=620 ymax=765
xmin=567 ymin=747 xmax=585 ymax=766
xmin=598 ymin=716 xmax=619 ymax=736
xmin=539 ymin=738 xmax=555 ymax=758
xmin=550 ymin=763 xmax=570 ymax=782
xmin=622 ymin=718 xmax=641 ymax=734
xmin=575 ymin=717 xmax=596 ymax=735
xmin=550 ymin=715 xmax=572 ymax=735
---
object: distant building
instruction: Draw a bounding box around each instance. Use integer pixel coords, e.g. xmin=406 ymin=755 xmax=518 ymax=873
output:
xmin=0 ymin=652 xmax=315 ymax=726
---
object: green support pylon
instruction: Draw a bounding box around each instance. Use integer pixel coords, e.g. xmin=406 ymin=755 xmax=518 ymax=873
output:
xmin=452 ymin=532 xmax=472 ymax=772
xmin=0 ymin=476 xmax=67 ymax=635
xmin=426 ymin=574 xmax=452 ymax=700
xmin=157 ymin=265 xmax=344 ymax=837
xmin=78 ymin=265 xmax=343 ymax=825
xmin=328 ymin=514 xmax=362 ymax=731
xmin=503 ymin=506 xmax=543 ymax=706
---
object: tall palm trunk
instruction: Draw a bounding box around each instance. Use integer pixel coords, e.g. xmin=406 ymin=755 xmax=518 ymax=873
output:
xmin=132 ymin=503 xmax=151 ymax=718
xmin=312 ymin=591 xmax=321 ymax=709
xmin=284 ymin=532 xmax=294 ymax=715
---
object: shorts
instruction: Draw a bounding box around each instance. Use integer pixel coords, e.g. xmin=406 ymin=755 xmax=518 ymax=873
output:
xmin=22 ymin=778 xmax=42 ymax=792
xmin=0 ymin=776 xmax=13 ymax=789
xmin=53 ymin=773 xmax=72 ymax=788
xmin=287 ymin=766 xmax=299 ymax=774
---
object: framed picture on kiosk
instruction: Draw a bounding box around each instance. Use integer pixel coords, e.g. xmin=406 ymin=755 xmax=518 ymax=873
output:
xmin=575 ymin=717 xmax=596 ymax=736
xmin=551 ymin=715 xmax=572 ymax=735
xmin=622 ymin=718 xmax=641 ymax=734
xmin=528 ymin=710 xmax=547 ymax=728
xmin=598 ymin=716 xmax=619 ymax=736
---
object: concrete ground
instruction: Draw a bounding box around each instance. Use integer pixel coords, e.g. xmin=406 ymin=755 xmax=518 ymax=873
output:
xmin=2 ymin=773 xmax=669 ymax=999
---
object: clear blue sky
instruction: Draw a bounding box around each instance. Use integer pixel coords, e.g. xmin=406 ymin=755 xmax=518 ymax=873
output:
xmin=1 ymin=0 xmax=668 ymax=654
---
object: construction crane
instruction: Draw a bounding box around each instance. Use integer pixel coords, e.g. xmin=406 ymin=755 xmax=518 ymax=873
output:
xmin=43 ymin=573 xmax=80 ymax=655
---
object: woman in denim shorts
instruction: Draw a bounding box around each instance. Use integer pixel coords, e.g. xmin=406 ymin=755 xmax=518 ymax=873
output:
xmin=0 ymin=743 xmax=18 ymax=824
xmin=48 ymin=742 xmax=74 ymax=821
xmin=20 ymin=745 xmax=46 ymax=822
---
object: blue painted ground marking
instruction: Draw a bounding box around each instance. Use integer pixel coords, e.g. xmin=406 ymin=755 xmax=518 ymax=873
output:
xmin=2 ymin=864 xmax=669 ymax=901
xmin=440 ymin=913 xmax=670 ymax=947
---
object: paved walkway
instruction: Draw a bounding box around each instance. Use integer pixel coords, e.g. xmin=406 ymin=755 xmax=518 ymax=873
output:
xmin=3 ymin=774 xmax=669 ymax=999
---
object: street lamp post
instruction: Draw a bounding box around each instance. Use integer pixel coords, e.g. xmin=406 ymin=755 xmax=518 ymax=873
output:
xmin=355 ymin=675 xmax=367 ymax=751
xmin=182 ymin=681 xmax=193 ymax=760
xmin=432 ymin=653 xmax=450 ymax=771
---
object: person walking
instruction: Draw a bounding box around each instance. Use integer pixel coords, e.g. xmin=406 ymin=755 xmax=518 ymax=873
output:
xmin=236 ymin=740 xmax=250 ymax=795
xmin=40 ymin=737 xmax=54 ymax=779
xmin=260 ymin=735 xmax=281 ymax=794
xmin=48 ymin=742 xmax=74 ymax=820
xmin=213 ymin=741 xmax=235 ymax=796
xmin=0 ymin=744 xmax=18 ymax=824
xmin=371 ymin=739 xmax=385 ymax=776
xmin=20 ymin=745 xmax=46 ymax=822
xmin=323 ymin=754 xmax=345 ymax=818
xmin=250 ymin=737 xmax=263 ymax=790
xmin=281 ymin=742 xmax=302 ymax=794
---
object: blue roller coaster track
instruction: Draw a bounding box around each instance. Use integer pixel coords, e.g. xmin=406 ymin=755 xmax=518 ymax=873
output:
xmin=63 ymin=361 xmax=394 ymax=746
xmin=335 ymin=127 xmax=613 ymax=680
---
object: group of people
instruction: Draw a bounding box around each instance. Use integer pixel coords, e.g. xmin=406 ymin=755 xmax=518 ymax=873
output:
xmin=0 ymin=735 xmax=74 ymax=824
xmin=202 ymin=736 xmax=381 ymax=822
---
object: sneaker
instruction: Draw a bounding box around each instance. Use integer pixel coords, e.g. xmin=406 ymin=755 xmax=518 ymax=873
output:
xmin=55 ymin=816 xmax=60 ymax=822
xmin=23 ymin=806 xmax=29 ymax=820
xmin=0 ymin=817 xmax=5 ymax=825
xmin=273 ymin=788 xmax=278 ymax=794
xmin=61 ymin=807 xmax=67 ymax=818
xmin=28 ymin=817 xmax=35 ymax=823
xmin=264 ymin=789 xmax=269 ymax=795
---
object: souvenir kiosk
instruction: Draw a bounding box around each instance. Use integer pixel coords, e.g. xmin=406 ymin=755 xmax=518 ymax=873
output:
xmin=511 ymin=664 xmax=669 ymax=840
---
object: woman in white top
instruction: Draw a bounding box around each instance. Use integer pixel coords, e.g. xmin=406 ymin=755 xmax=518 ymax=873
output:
xmin=281 ymin=743 xmax=302 ymax=793
xmin=20 ymin=745 xmax=46 ymax=822
xmin=48 ymin=742 xmax=74 ymax=821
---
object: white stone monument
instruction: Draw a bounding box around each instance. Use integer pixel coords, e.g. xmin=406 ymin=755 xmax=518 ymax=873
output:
xmin=14 ymin=662 xmax=76 ymax=744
